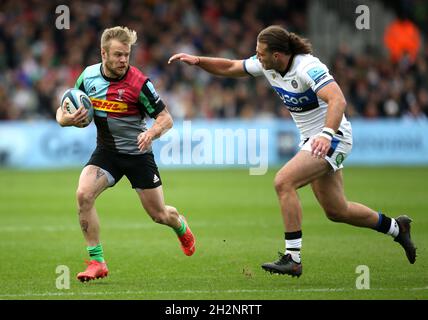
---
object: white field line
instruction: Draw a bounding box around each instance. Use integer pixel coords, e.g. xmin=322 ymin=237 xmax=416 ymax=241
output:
xmin=1 ymin=287 xmax=427 ymax=298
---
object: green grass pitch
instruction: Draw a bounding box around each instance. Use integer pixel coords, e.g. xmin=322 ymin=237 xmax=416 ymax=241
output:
xmin=0 ymin=167 xmax=427 ymax=300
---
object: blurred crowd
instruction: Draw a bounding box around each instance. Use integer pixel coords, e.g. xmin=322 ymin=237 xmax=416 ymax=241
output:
xmin=332 ymin=41 xmax=428 ymax=120
xmin=0 ymin=0 xmax=427 ymax=121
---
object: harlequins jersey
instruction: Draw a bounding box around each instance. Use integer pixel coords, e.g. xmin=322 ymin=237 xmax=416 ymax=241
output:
xmin=75 ymin=63 xmax=165 ymax=154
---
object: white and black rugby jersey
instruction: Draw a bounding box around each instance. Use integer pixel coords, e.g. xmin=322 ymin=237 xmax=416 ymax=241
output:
xmin=244 ymin=54 xmax=352 ymax=143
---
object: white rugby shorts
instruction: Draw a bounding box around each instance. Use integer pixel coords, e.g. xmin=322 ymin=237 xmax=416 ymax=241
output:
xmin=300 ymin=133 xmax=353 ymax=171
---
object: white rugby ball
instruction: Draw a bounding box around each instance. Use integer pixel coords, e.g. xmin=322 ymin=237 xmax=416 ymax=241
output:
xmin=61 ymin=88 xmax=94 ymax=127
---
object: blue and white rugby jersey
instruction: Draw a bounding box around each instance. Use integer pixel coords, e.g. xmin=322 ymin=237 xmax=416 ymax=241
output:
xmin=244 ymin=54 xmax=352 ymax=143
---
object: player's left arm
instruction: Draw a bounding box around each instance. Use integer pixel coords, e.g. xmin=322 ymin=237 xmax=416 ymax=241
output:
xmin=137 ymin=108 xmax=173 ymax=152
xmin=311 ymin=81 xmax=347 ymax=159
xmin=137 ymin=78 xmax=173 ymax=152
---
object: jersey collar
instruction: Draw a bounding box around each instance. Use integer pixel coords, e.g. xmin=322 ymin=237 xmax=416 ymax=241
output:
xmin=278 ymin=55 xmax=295 ymax=77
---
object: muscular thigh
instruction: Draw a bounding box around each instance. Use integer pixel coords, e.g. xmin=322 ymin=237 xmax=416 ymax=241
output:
xmin=276 ymin=150 xmax=332 ymax=189
xmin=311 ymin=169 xmax=348 ymax=211
xmin=77 ymin=165 xmax=110 ymax=199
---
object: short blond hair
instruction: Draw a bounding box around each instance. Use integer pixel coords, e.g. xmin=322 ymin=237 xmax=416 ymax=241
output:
xmin=101 ymin=26 xmax=137 ymax=51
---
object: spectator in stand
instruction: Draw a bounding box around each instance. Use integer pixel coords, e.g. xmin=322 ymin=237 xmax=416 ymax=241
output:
xmin=0 ymin=0 xmax=426 ymax=122
xmin=384 ymin=13 xmax=421 ymax=65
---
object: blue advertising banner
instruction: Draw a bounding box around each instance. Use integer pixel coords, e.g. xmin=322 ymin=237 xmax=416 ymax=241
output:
xmin=347 ymin=119 xmax=428 ymax=165
xmin=0 ymin=119 xmax=427 ymax=170
xmin=0 ymin=121 xmax=96 ymax=169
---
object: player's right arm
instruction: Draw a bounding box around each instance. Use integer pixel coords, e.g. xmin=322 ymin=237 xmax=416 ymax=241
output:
xmin=56 ymin=68 xmax=89 ymax=127
xmin=56 ymin=105 xmax=88 ymax=127
xmin=168 ymin=53 xmax=248 ymax=77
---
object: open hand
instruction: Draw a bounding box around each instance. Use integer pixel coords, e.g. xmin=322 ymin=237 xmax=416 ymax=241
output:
xmin=168 ymin=53 xmax=200 ymax=65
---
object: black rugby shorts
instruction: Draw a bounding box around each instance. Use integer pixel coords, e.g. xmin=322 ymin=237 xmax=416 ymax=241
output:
xmin=86 ymin=147 xmax=162 ymax=189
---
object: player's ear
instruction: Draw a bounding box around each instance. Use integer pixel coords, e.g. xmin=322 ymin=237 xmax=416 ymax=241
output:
xmin=101 ymin=47 xmax=107 ymax=60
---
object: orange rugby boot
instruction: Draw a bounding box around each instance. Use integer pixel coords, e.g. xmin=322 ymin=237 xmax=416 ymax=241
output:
xmin=177 ymin=215 xmax=196 ymax=256
xmin=77 ymin=260 xmax=109 ymax=282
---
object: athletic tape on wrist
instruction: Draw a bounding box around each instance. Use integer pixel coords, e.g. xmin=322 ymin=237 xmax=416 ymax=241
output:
xmin=319 ymin=132 xmax=333 ymax=141
xmin=322 ymin=127 xmax=335 ymax=136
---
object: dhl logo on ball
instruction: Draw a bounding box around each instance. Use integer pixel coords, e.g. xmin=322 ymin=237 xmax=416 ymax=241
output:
xmin=90 ymin=98 xmax=128 ymax=112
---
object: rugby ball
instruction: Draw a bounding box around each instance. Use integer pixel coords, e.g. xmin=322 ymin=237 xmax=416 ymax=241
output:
xmin=61 ymin=88 xmax=94 ymax=127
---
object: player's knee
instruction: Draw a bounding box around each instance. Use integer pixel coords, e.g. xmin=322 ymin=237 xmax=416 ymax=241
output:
xmin=274 ymin=173 xmax=293 ymax=195
xmin=76 ymin=189 xmax=95 ymax=210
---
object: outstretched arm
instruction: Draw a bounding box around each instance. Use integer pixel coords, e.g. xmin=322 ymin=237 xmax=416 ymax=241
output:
xmin=168 ymin=53 xmax=248 ymax=77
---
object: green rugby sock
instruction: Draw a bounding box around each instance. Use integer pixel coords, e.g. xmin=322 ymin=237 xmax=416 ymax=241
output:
xmin=174 ymin=218 xmax=186 ymax=237
xmin=87 ymin=243 xmax=105 ymax=263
